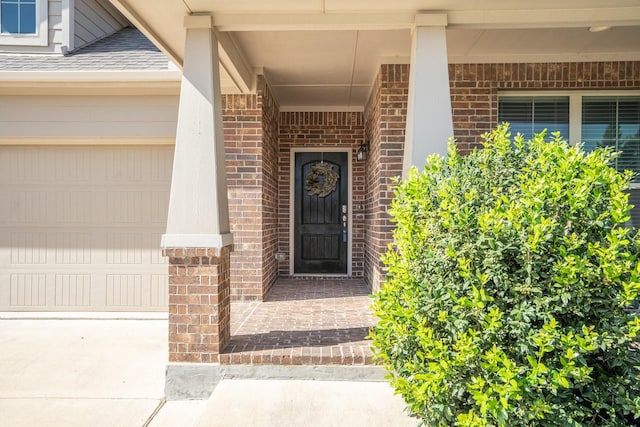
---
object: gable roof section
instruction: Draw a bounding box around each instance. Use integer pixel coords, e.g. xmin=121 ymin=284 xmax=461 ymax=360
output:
xmin=0 ymin=28 xmax=169 ymax=71
xmin=0 ymin=27 xmax=180 ymax=96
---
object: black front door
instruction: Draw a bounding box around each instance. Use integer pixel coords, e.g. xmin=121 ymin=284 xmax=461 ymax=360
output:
xmin=294 ymin=151 xmax=348 ymax=274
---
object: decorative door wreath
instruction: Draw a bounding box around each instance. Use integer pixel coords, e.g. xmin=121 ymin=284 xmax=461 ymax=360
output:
xmin=306 ymin=162 xmax=339 ymax=197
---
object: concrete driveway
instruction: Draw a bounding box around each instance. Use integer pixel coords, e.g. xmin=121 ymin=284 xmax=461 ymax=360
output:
xmin=0 ymin=315 xmax=416 ymax=427
xmin=0 ymin=316 xmax=171 ymax=427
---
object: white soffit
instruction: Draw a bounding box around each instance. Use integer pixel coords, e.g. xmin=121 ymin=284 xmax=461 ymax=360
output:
xmin=232 ymin=29 xmax=411 ymax=109
xmin=229 ymin=25 xmax=640 ymax=108
xmin=109 ymin=0 xmax=640 ymax=110
xmin=237 ymin=31 xmax=358 ymax=86
xmin=447 ymin=26 xmax=640 ymax=62
xmin=323 ymin=0 xmax=640 ymax=12
xmin=276 ymin=86 xmax=351 ymax=109
xmin=351 ymin=30 xmax=412 ymax=84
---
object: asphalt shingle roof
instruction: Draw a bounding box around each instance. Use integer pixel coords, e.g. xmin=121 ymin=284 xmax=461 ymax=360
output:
xmin=0 ymin=28 xmax=170 ymax=71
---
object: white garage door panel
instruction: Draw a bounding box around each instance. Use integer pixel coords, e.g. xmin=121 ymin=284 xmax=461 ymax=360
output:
xmin=0 ymin=146 xmax=173 ymax=312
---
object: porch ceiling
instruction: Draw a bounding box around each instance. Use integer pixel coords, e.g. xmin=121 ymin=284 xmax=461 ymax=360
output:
xmin=109 ymin=0 xmax=640 ymax=111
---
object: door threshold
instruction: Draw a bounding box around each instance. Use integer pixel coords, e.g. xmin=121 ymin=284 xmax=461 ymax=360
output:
xmin=287 ymin=274 xmax=352 ymax=279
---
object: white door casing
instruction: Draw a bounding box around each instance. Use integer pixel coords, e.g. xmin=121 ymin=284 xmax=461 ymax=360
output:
xmin=289 ymin=147 xmax=353 ymax=276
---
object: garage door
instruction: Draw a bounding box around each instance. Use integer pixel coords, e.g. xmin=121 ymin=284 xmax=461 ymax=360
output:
xmin=0 ymin=146 xmax=173 ymax=312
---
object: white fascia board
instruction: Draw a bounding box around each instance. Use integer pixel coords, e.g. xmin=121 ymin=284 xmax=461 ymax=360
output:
xmin=447 ymin=7 xmax=640 ymax=29
xmin=211 ymin=8 xmax=640 ymax=32
xmin=217 ymin=32 xmax=253 ymax=94
xmin=415 ymin=13 xmax=448 ymax=27
xmin=108 ymin=0 xmax=183 ymax=67
xmin=213 ymin=12 xmax=416 ymax=31
xmin=0 ymin=70 xmax=181 ymax=82
xmin=0 ymin=70 xmax=181 ymax=95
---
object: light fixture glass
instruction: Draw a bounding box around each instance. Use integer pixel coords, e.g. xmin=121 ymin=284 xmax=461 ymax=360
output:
xmin=589 ymin=26 xmax=612 ymax=33
xmin=356 ymin=141 xmax=369 ymax=161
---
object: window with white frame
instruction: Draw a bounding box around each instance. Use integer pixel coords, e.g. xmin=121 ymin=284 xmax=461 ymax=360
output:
xmin=498 ymin=92 xmax=640 ymax=227
xmin=582 ymin=96 xmax=640 ymax=182
xmin=497 ymin=96 xmax=570 ymax=141
xmin=0 ymin=0 xmax=47 ymax=46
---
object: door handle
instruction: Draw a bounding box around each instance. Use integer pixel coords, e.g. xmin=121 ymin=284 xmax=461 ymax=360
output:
xmin=341 ymin=205 xmax=348 ymax=228
xmin=342 ymin=205 xmax=348 ymax=242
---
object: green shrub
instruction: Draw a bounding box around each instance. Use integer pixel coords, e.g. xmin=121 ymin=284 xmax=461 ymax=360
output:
xmin=370 ymin=125 xmax=640 ymax=426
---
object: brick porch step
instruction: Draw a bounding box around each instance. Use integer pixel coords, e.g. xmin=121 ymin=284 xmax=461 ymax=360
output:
xmin=221 ymin=279 xmax=375 ymax=366
xmin=218 ymin=340 xmax=373 ymax=365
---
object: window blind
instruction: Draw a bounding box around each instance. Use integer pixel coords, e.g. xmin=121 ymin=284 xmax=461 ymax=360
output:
xmin=582 ymin=96 xmax=640 ymax=179
xmin=498 ymin=96 xmax=570 ymax=141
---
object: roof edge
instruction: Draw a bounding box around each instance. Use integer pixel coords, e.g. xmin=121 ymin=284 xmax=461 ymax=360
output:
xmin=0 ymin=70 xmax=181 ymax=82
xmin=0 ymin=70 xmax=181 ymax=95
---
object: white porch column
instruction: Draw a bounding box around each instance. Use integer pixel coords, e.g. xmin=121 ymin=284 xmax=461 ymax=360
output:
xmin=162 ymin=14 xmax=232 ymax=249
xmin=162 ymin=14 xmax=233 ymax=369
xmin=402 ymin=14 xmax=454 ymax=177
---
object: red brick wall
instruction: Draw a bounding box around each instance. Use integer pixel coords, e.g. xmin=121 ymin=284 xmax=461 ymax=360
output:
xmin=363 ymin=64 xmax=408 ymax=292
xmin=364 ymin=72 xmax=381 ymax=290
xmin=165 ymin=246 xmax=231 ymax=363
xmin=222 ymin=78 xmax=280 ymax=301
xmin=450 ymin=61 xmax=640 ymax=154
xmin=219 ymin=62 xmax=640 ymax=298
xmin=223 ymin=94 xmax=262 ymax=300
xmin=278 ymin=112 xmax=366 ymax=277
xmin=259 ymin=78 xmax=280 ymax=297
xmin=361 ymin=61 xmax=640 ymax=292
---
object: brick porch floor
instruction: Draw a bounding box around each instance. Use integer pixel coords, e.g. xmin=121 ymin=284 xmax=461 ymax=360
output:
xmin=218 ymin=278 xmax=376 ymax=365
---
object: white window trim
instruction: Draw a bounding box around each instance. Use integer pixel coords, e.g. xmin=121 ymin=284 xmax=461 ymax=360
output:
xmin=499 ymin=90 xmax=640 ymax=188
xmin=0 ymin=0 xmax=48 ymax=46
xmin=568 ymin=94 xmax=582 ymax=146
xmin=61 ymin=0 xmax=73 ymax=52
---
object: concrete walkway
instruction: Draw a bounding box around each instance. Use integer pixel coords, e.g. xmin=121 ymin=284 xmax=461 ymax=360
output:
xmin=188 ymin=379 xmax=415 ymax=427
xmin=0 ymin=317 xmax=417 ymax=427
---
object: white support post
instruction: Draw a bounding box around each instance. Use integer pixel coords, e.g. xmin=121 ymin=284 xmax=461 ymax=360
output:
xmin=402 ymin=14 xmax=454 ymax=177
xmin=161 ymin=14 xmax=232 ymax=249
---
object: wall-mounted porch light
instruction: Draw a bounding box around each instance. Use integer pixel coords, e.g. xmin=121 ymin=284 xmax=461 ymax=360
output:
xmin=356 ymin=141 xmax=370 ymax=161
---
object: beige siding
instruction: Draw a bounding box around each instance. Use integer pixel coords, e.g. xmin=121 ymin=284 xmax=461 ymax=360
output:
xmin=0 ymin=94 xmax=177 ymax=311
xmin=0 ymin=146 xmax=173 ymax=311
xmin=74 ymin=0 xmax=127 ymax=49
xmin=0 ymin=95 xmax=179 ymax=141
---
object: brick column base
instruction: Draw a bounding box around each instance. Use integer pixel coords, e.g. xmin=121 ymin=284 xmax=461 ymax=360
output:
xmin=164 ymin=246 xmax=232 ymax=363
